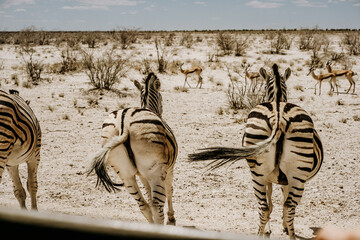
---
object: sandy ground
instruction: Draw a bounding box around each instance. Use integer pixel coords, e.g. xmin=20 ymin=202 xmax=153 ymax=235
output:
xmin=0 ymin=32 xmax=359 ymax=239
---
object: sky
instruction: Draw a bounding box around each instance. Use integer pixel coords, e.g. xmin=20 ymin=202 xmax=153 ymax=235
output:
xmin=0 ymin=0 xmax=359 ymax=31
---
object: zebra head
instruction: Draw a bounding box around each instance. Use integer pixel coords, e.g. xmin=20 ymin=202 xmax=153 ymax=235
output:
xmin=259 ymin=64 xmax=291 ymax=103
xmin=134 ymin=73 xmax=163 ymax=117
xmin=9 ymin=89 xmax=31 ymax=105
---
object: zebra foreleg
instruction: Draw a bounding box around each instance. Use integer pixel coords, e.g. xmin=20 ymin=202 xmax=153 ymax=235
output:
xmin=27 ymin=159 xmax=39 ymax=210
xmin=7 ymin=165 xmax=27 ymax=209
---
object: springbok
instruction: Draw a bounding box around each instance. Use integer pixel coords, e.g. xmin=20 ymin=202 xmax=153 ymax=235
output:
xmin=308 ymin=65 xmax=337 ymax=95
xmin=326 ymin=61 xmax=356 ymax=94
xmin=178 ymin=63 xmax=203 ymax=88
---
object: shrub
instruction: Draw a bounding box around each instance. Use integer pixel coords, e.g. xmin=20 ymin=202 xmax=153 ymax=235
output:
xmin=270 ymin=31 xmax=291 ymax=54
xmin=180 ymin=32 xmax=193 ymax=48
xmin=165 ymin=33 xmax=176 ymax=46
xmin=154 ymin=37 xmax=170 ymax=73
xmin=342 ymin=32 xmax=360 ymax=56
xmin=114 ymin=28 xmax=138 ymax=49
xmin=227 ymin=80 xmax=264 ymax=111
xmin=299 ymin=29 xmax=316 ymax=50
xmin=234 ymin=36 xmax=248 ymax=56
xmin=59 ymin=46 xmax=79 ymax=74
xmin=217 ymin=31 xmax=234 ymax=55
xmin=82 ymin=49 xmax=128 ymax=90
xmin=19 ymin=45 xmax=43 ymax=83
xmin=226 ymin=65 xmax=265 ymax=111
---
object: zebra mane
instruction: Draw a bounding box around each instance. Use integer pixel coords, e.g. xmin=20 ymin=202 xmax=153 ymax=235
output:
xmin=141 ymin=72 xmax=163 ymax=117
xmin=143 ymin=72 xmax=156 ymax=84
xmin=272 ymin=64 xmax=287 ymax=103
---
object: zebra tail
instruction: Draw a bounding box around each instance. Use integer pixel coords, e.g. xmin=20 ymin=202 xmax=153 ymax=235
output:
xmin=188 ymin=130 xmax=277 ymax=170
xmin=87 ymin=135 xmax=127 ymax=192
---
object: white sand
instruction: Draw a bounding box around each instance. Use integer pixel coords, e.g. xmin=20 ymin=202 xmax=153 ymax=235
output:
xmin=0 ymin=32 xmax=359 ymax=239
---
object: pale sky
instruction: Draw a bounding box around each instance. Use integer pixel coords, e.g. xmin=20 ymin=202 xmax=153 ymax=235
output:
xmin=0 ymin=0 xmax=359 ymax=31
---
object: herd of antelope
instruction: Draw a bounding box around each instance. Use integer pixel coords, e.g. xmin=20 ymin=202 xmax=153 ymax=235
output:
xmin=178 ymin=60 xmax=356 ymax=96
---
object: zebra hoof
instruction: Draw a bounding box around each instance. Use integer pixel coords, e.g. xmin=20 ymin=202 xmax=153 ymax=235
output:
xmin=265 ymin=230 xmax=272 ymax=237
xmin=167 ymin=218 xmax=176 ymax=226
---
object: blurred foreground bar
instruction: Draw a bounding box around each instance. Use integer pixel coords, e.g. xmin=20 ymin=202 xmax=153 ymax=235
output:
xmin=0 ymin=206 xmax=266 ymax=240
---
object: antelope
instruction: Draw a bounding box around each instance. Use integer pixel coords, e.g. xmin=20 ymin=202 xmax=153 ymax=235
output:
xmin=178 ymin=63 xmax=203 ymax=88
xmin=308 ymin=65 xmax=337 ymax=95
xmin=326 ymin=61 xmax=356 ymax=94
xmin=244 ymin=64 xmax=266 ymax=92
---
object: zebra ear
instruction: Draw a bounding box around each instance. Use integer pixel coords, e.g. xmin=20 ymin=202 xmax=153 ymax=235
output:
xmin=134 ymin=80 xmax=143 ymax=92
xmin=154 ymin=79 xmax=161 ymax=91
xmin=259 ymin=67 xmax=269 ymax=81
xmin=284 ymin=68 xmax=291 ymax=81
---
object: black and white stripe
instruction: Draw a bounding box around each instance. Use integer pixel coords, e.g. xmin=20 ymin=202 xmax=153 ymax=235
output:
xmin=0 ymin=89 xmax=41 ymax=210
xmin=189 ymin=64 xmax=323 ymax=239
xmin=88 ymin=73 xmax=178 ymax=225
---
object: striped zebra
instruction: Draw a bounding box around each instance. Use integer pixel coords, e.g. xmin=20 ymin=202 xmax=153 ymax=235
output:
xmin=189 ymin=64 xmax=323 ymax=239
xmin=0 ymin=89 xmax=41 ymax=210
xmin=88 ymin=73 xmax=178 ymax=225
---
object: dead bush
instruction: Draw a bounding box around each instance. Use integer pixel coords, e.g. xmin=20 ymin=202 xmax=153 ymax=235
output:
xmin=82 ymin=49 xmax=128 ymax=90
xmin=217 ymin=32 xmax=234 ymax=55
xmin=234 ymin=36 xmax=249 ymax=56
xmin=19 ymin=45 xmax=43 ymax=83
xmin=342 ymin=32 xmax=360 ymax=55
xmin=59 ymin=46 xmax=79 ymax=74
xmin=180 ymin=32 xmax=193 ymax=48
xmin=114 ymin=28 xmax=138 ymax=49
xmin=226 ymin=65 xmax=265 ymax=111
xmin=270 ymin=31 xmax=291 ymax=54
xmin=155 ymin=37 xmax=170 ymax=73
xmin=299 ymin=29 xmax=316 ymax=50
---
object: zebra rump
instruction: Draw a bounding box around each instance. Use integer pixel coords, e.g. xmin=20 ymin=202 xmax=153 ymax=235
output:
xmin=88 ymin=135 xmax=126 ymax=192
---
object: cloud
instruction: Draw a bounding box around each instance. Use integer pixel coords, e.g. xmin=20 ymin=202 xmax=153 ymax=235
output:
xmin=0 ymin=10 xmax=13 ymax=18
xmin=194 ymin=1 xmax=206 ymax=5
xmin=14 ymin=8 xmax=26 ymax=12
xmin=246 ymin=1 xmax=284 ymax=8
xmin=63 ymin=0 xmax=142 ymax=10
xmin=76 ymin=0 xmax=140 ymax=6
xmin=1 ymin=0 xmax=34 ymax=9
xmin=62 ymin=5 xmax=108 ymax=10
xmin=293 ymin=0 xmax=328 ymax=7
xmin=144 ymin=4 xmax=155 ymax=11
xmin=120 ymin=10 xmax=138 ymax=14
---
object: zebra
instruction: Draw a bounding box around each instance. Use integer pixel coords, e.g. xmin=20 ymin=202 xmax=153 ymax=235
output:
xmin=88 ymin=73 xmax=178 ymax=225
xmin=189 ymin=64 xmax=323 ymax=239
xmin=0 ymin=89 xmax=41 ymax=210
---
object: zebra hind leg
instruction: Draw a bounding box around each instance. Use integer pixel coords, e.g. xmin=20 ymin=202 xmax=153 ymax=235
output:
xmin=148 ymin=174 xmax=167 ymax=225
xmin=27 ymin=159 xmax=39 ymax=210
xmin=123 ymin=176 xmax=154 ymax=223
xmin=264 ymin=183 xmax=273 ymax=236
xmin=282 ymin=184 xmax=304 ymax=240
xmin=7 ymin=165 xmax=27 ymax=209
xmin=253 ymin=180 xmax=273 ymax=236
